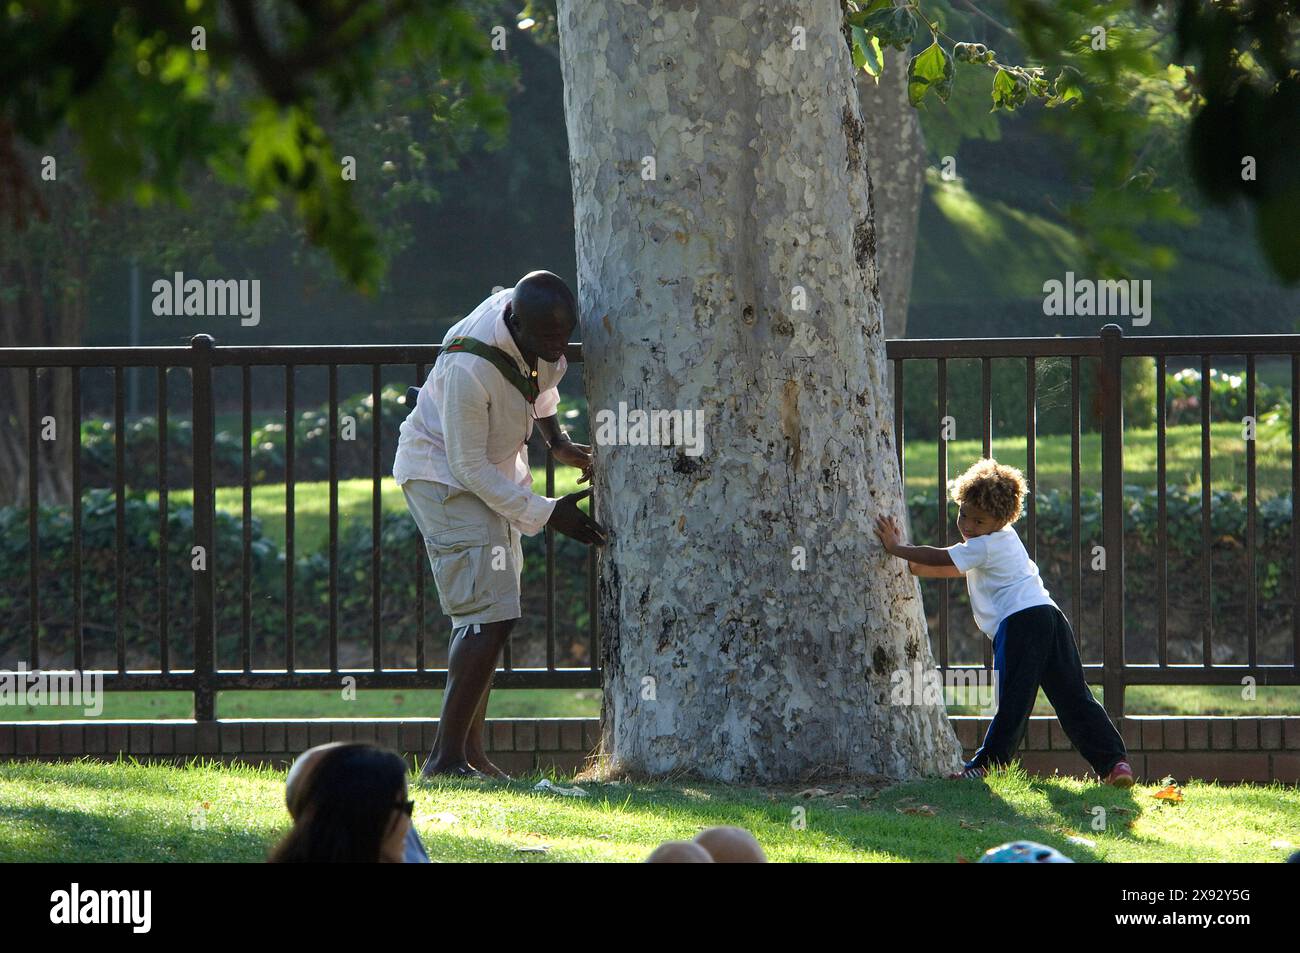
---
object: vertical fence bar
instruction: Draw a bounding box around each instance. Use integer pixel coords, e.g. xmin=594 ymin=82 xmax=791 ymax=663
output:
xmin=588 ymin=405 xmax=599 ymax=671
xmin=980 ymin=356 xmax=992 ymax=458
xmin=1025 ymin=357 xmax=1036 ymax=561
xmin=1246 ymin=354 xmax=1257 ymax=668
xmin=937 ymin=357 xmax=949 ymax=668
xmin=1156 ymin=356 xmax=1167 ymax=667
xmin=328 ymin=364 xmax=339 ymax=672
xmin=284 ymin=364 xmax=296 ymax=672
xmin=414 ymin=364 xmax=426 ymax=670
xmin=588 ymin=526 xmax=598 ymax=670
xmin=1099 ymin=326 xmax=1125 ymax=718
xmin=372 ymin=364 xmax=383 ymax=671
xmin=1294 ymin=355 xmax=1300 ymax=675
xmin=158 ymin=367 xmax=169 ymax=673
xmin=982 ymin=356 xmax=993 ymax=669
xmin=241 ymin=365 xmax=252 ymax=672
xmin=1200 ymin=354 xmax=1212 ymax=666
xmin=114 ymin=365 xmax=127 ymax=672
xmin=545 ymin=448 xmax=556 ymax=671
xmin=1070 ymin=356 xmax=1082 ymax=644
xmin=191 ymin=336 xmax=216 ymax=721
xmin=72 ymin=368 xmax=84 ymax=670
xmin=893 ymin=359 xmax=904 ymax=484
xmin=27 ymin=367 xmax=39 ymax=667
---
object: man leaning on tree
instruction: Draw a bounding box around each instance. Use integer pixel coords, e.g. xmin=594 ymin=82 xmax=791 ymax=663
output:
xmin=393 ymin=271 xmax=606 ymax=780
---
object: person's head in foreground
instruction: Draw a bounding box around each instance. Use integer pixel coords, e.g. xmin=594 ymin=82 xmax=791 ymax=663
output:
xmin=947 ymin=458 xmax=1026 ymax=541
xmin=644 ymin=826 xmax=768 ymax=863
xmin=269 ymin=742 xmax=412 ymax=863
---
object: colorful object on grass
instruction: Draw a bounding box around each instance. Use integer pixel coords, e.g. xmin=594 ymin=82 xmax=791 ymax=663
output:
xmin=978 ymin=841 xmax=1074 ymax=863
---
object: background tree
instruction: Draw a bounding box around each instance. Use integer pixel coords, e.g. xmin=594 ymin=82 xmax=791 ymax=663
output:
xmin=0 ymin=0 xmax=516 ymax=505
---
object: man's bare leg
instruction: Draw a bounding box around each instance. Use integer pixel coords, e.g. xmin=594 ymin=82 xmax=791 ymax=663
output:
xmin=466 ymin=669 xmax=512 ymax=780
xmin=421 ymin=620 xmax=513 ymax=779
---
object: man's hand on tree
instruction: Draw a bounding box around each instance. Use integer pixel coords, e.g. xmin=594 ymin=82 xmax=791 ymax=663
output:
xmin=548 ymin=488 xmax=606 ymax=545
xmin=551 ymin=439 xmax=593 ymax=484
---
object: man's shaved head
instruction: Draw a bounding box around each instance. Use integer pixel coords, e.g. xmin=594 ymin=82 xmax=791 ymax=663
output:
xmin=512 ymin=271 xmax=577 ymax=330
xmin=506 ymin=271 xmax=577 ymax=362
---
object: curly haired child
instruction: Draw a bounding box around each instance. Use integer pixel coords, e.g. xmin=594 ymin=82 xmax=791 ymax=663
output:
xmin=874 ymin=458 xmax=1134 ymax=786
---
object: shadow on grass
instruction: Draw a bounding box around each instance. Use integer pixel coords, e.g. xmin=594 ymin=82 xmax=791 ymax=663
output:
xmin=0 ymin=803 xmax=281 ymax=862
xmin=1036 ymin=774 xmax=1139 ymax=845
xmin=413 ymin=769 xmax=1119 ymax=862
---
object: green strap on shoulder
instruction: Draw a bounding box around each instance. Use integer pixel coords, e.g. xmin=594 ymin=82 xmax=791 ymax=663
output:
xmin=439 ymin=336 xmax=540 ymax=404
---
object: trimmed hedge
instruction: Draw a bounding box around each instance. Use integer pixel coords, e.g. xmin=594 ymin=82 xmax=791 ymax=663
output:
xmin=898 ymin=357 xmax=1291 ymax=442
xmin=79 ymin=384 xmax=412 ymax=490
xmin=0 ymin=488 xmax=591 ymax=671
xmin=3 ymin=485 xmax=1292 ymax=673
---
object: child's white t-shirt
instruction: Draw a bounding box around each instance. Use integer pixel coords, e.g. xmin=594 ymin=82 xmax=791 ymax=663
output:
xmin=946 ymin=525 xmax=1058 ymax=638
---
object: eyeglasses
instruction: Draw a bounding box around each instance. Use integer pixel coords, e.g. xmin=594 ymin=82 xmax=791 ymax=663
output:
xmin=396 ymin=799 xmax=415 ymax=816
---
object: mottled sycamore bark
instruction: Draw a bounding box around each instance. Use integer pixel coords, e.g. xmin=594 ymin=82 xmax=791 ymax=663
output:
xmin=558 ymin=0 xmax=960 ymax=782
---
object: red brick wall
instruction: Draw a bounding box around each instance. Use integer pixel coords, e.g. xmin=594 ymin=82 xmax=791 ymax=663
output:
xmin=951 ymin=715 xmax=1300 ymax=783
xmin=2 ymin=716 xmax=1297 ymax=782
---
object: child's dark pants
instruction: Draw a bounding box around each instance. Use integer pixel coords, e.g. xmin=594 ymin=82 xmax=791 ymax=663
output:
xmin=967 ymin=604 xmax=1128 ymax=776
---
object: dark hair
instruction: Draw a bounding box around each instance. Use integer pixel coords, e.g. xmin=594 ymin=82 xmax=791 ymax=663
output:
xmin=269 ymin=743 xmax=409 ymax=863
xmin=512 ymin=270 xmax=577 ymax=330
xmin=947 ymin=457 xmax=1027 ymax=526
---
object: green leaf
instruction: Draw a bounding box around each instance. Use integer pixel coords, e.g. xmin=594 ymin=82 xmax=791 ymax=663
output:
xmin=991 ymin=67 xmax=1027 ymax=111
xmin=851 ymin=26 xmax=884 ymax=79
xmin=1046 ymin=65 xmax=1084 ymax=108
xmin=907 ymin=40 xmax=953 ymax=107
xmin=859 ymin=6 xmax=917 ymax=51
xmin=846 ymin=0 xmax=894 ymax=28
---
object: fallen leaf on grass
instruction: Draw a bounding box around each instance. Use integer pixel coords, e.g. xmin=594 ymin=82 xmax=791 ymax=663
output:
xmin=427 ymin=812 xmax=460 ymax=824
xmin=896 ymin=804 xmax=938 ymax=817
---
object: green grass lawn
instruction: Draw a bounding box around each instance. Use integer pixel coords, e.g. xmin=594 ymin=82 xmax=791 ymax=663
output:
xmin=0 ymin=688 xmax=603 ymax=721
xmin=900 ymin=420 xmax=1292 ymax=497
xmin=2 ymin=685 xmax=1293 ymax=721
xmin=155 ymin=466 xmax=590 ymax=551
xmin=0 ymin=759 xmax=1294 ymax=862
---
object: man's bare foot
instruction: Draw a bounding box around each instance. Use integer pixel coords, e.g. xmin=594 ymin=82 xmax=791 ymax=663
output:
xmin=418 ymin=760 xmax=489 ymax=783
xmin=467 ymin=751 xmax=513 ymax=781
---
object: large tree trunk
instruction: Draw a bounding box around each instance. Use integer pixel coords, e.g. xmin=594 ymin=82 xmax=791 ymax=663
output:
xmin=558 ymin=0 xmax=961 ymax=782
xmin=857 ymin=23 xmax=926 ymax=340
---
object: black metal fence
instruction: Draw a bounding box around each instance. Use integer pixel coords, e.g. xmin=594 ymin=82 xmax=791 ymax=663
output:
xmin=1 ymin=336 xmax=597 ymax=719
xmin=891 ymin=324 xmax=1300 ymax=715
xmin=3 ymin=325 xmax=1298 ymax=718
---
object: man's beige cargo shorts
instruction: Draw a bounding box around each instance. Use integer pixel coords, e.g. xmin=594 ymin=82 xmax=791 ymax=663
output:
xmin=401 ymin=479 xmax=524 ymax=627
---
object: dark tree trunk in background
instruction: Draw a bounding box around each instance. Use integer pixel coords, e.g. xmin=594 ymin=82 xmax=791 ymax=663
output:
xmin=0 ymin=235 xmax=85 ymax=507
xmin=857 ymin=25 xmax=926 ymax=340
